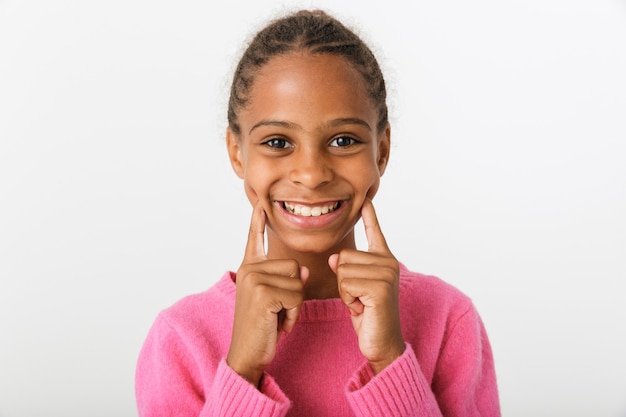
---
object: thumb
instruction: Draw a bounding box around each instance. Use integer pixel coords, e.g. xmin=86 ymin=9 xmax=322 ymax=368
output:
xmin=328 ymin=253 xmax=339 ymax=274
xmin=300 ymin=265 xmax=310 ymax=285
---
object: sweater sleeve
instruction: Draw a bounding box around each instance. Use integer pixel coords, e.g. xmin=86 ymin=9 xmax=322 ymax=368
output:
xmin=345 ymin=344 xmax=444 ymax=417
xmin=345 ymin=304 xmax=500 ymax=417
xmin=431 ymin=304 xmax=500 ymax=417
xmin=135 ymin=314 xmax=291 ymax=417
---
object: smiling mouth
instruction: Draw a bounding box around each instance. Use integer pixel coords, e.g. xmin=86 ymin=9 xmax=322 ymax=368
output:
xmin=282 ymin=201 xmax=341 ymax=217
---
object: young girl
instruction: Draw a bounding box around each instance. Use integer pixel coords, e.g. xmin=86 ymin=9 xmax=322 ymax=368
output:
xmin=135 ymin=9 xmax=500 ymax=417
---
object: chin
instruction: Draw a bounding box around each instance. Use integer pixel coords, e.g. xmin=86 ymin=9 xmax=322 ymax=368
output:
xmin=285 ymin=229 xmax=356 ymax=255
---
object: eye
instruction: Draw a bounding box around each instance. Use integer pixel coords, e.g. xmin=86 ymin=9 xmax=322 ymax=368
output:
xmin=330 ymin=136 xmax=358 ymax=147
xmin=263 ymin=138 xmax=293 ymax=149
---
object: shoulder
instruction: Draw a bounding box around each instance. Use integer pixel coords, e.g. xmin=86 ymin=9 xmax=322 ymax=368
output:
xmin=153 ymin=271 xmax=236 ymax=338
xmin=398 ymin=263 xmax=472 ymax=310
xmin=397 ymin=262 xmax=478 ymax=337
xmin=136 ymin=273 xmax=239 ymax=408
xmin=139 ymin=271 xmax=236 ymax=367
xmin=396 ymin=263 xmax=486 ymax=373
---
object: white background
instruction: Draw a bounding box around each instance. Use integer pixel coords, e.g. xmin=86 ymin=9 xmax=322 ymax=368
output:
xmin=1 ymin=1 xmax=625 ymax=416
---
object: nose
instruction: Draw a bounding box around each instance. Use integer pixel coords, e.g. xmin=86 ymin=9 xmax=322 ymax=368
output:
xmin=289 ymin=147 xmax=333 ymax=189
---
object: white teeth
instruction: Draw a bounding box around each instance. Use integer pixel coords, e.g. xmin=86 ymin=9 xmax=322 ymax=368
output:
xmin=283 ymin=201 xmax=339 ymax=217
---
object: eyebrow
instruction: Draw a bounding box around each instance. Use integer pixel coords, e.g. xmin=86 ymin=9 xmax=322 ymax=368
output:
xmin=249 ymin=120 xmax=301 ymax=135
xmin=325 ymin=118 xmax=372 ymax=131
xmin=248 ymin=118 xmax=372 ymax=135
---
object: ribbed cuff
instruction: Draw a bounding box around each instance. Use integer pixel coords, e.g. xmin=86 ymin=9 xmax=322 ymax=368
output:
xmin=208 ymin=359 xmax=290 ymax=417
xmin=345 ymin=344 xmax=439 ymax=417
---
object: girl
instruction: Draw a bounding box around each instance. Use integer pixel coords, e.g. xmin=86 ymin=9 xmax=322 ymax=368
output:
xmin=135 ymin=9 xmax=500 ymax=417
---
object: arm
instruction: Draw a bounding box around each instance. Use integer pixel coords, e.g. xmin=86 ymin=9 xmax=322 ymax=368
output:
xmin=346 ymin=344 xmax=444 ymax=417
xmin=135 ymin=314 xmax=291 ymax=417
xmin=431 ymin=305 xmax=500 ymax=417
xmin=345 ymin=306 xmax=500 ymax=417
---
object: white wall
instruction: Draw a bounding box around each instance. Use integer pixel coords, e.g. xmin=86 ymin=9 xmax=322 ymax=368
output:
xmin=1 ymin=1 xmax=625 ymax=416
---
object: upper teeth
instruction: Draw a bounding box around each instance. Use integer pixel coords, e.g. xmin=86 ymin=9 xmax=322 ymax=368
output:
xmin=284 ymin=202 xmax=339 ymax=217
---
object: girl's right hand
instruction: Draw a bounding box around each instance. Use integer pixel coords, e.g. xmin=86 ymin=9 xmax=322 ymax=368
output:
xmin=226 ymin=201 xmax=309 ymax=387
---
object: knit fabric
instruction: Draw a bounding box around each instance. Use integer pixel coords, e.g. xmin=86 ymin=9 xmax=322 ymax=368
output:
xmin=135 ymin=264 xmax=500 ymax=416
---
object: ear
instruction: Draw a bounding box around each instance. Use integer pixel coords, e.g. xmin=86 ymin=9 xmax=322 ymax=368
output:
xmin=226 ymin=127 xmax=245 ymax=179
xmin=376 ymin=124 xmax=391 ymax=176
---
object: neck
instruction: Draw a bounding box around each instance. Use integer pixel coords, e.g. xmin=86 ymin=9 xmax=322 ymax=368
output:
xmin=293 ymin=251 xmax=340 ymax=300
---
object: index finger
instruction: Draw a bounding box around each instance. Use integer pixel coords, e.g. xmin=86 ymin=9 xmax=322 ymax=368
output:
xmin=361 ymin=198 xmax=391 ymax=254
xmin=243 ymin=200 xmax=267 ymax=261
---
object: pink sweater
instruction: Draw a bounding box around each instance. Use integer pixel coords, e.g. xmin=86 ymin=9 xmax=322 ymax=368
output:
xmin=135 ymin=264 xmax=500 ymax=416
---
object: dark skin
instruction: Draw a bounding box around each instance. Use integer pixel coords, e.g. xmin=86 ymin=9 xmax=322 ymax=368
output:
xmin=225 ymin=52 xmax=404 ymax=387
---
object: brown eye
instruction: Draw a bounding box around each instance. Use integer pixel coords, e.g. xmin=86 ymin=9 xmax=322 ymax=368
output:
xmin=330 ymin=136 xmax=357 ymax=147
xmin=264 ymin=138 xmax=292 ymax=149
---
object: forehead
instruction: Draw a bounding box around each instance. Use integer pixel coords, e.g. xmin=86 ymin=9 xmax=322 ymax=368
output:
xmin=240 ymin=52 xmax=377 ymax=132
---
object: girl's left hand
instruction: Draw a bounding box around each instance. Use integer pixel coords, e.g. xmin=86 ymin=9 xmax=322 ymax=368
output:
xmin=328 ymin=198 xmax=405 ymax=374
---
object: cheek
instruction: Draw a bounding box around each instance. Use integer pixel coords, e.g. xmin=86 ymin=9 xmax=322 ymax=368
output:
xmin=242 ymin=173 xmax=262 ymax=205
xmin=242 ymin=159 xmax=273 ymax=204
xmin=353 ymin=159 xmax=382 ymax=199
xmin=243 ymin=183 xmax=259 ymax=206
xmin=366 ymin=179 xmax=380 ymax=199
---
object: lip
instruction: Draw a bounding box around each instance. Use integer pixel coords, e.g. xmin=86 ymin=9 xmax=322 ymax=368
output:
xmin=274 ymin=199 xmax=348 ymax=229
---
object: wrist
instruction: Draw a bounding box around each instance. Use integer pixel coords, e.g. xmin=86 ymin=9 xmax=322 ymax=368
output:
xmin=226 ymin=355 xmax=263 ymax=388
xmin=368 ymin=342 xmax=406 ymax=375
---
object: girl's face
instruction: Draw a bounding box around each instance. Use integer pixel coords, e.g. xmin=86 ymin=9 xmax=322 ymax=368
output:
xmin=227 ymin=52 xmax=390 ymax=258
